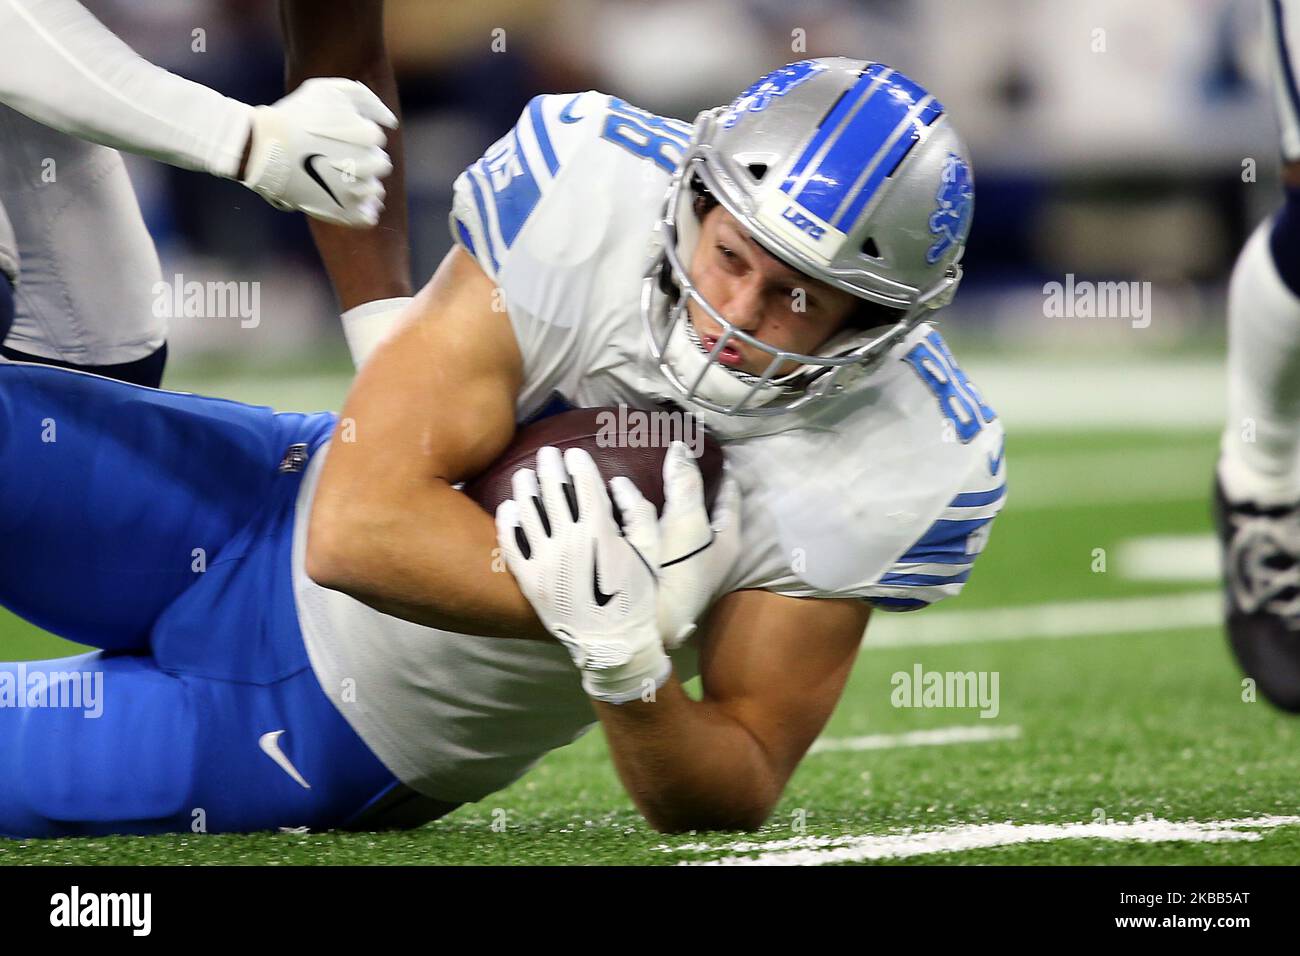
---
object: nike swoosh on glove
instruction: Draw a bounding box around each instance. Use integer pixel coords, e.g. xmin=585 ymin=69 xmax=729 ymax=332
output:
xmin=656 ymin=441 xmax=742 ymax=650
xmin=241 ymin=77 xmax=396 ymax=227
xmin=496 ymin=446 xmax=671 ymax=704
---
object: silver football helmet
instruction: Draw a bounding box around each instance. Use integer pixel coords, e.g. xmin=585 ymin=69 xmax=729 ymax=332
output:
xmin=642 ymin=57 xmax=975 ymax=417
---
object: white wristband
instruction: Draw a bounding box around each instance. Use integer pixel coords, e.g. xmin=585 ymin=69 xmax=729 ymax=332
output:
xmin=580 ymin=642 xmax=673 ymax=705
xmin=340 ymin=296 xmax=413 ymax=368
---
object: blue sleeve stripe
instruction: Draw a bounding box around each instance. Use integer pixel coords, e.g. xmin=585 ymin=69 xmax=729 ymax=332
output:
xmin=527 ymin=96 xmax=560 ymax=177
xmin=950 ymin=484 xmax=1006 ymax=508
xmin=897 ymin=515 xmax=992 ymax=565
xmin=454 ymin=218 xmax=477 ymax=257
xmin=914 ymin=516 xmax=992 ymax=548
xmin=897 ymin=545 xmax=970 ymax=565
xmin=869 ymin=596 xmax=930 ymax=611
xmin=879 ymin=569 xmax=971 ymax=587
xmin=484 ymin=130 xmax=543 ymax=249
xmin=466 ymin=169 xmax=500 ymax=273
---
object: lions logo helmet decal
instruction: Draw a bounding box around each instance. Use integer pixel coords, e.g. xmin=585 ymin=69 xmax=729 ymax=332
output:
xmin=927 ymin=152 xmax=974 ymax=265
xmin=720 ymin=60 xmax=828 ymax=130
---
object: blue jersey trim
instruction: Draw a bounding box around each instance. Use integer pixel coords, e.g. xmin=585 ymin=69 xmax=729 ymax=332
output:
xmin=454 ymin=218 xmax=477 ymax=258
xmin=897 ymin=515 xmax=993 ymax=565
xmin=466 ymin=170 xmax=499 ymax=273
xmin=483 ymin=129 xmax=543 ymax=250
xmin=869 ymin=596 xmax=930 ymax=611
xmin=528 ymin=96 xmax=561 ymax=177
xmin=949 ymin=484 xmax=1006 ymax=508
xmin=878 ymin=569 xmax=972 ymax=587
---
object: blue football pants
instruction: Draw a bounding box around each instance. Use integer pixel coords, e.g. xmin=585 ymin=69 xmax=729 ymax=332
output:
xmin=0 ymin=362 xmax=412 ymax=837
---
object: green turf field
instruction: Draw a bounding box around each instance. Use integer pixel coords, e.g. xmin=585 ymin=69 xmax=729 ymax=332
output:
xmin=2 ymin=359 xmax=1298 ymax=865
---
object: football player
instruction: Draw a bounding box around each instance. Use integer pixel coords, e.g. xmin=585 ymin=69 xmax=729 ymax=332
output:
xmin=0 ymin=58 xmax=1004 ymax=836
xmin=1216 ymin=0 xmax=1300 ymax=712
xmin=0 ymin=0 xmax=403 ymax=387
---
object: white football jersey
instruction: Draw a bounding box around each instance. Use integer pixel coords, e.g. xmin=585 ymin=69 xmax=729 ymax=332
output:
xmin=0 ymin=107 xmax=166 ymax=364
xmin=292 ymin=92 xmax=1007 ymax=804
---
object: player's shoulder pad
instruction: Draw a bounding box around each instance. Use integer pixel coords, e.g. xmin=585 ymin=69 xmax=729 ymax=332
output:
xmin=759 ymin=325 xmax=1006 ymax=610
xmin=448 ymin=91 xmax=613 ymax=280
xmin=856 ymin=418 xmax=1006 ymax=613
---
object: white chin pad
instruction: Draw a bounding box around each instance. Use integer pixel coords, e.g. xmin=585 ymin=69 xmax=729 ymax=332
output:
xmin=662 ymin=313 xmax=787 ymax=410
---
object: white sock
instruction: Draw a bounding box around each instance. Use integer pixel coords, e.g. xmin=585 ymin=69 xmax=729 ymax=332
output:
xmin=1220 ymin=218 xmax=1300 ymax=505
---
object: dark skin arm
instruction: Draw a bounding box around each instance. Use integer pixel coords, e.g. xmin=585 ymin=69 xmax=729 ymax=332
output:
xmin=595 ymin=589 xmax=870 ymax=832
xmin=279 ymin=0 xmax=411 ymax=309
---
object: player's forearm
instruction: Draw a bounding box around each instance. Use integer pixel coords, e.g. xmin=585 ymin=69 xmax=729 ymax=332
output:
xmin=0 ymin=0 xmax=251 ymax=176
xmin=307 ymin=477 xmax=548 ymax=640
xmin=594 ymin=680 xmax=784 ymax=832
xmin=282 ymin=0 xmax=411 ymax=309
xmin=308 ymin=248 xmax=531 ymax=634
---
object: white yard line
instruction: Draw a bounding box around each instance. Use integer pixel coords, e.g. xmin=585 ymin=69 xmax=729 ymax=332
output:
xmin=667 ymin=815 xmax=1300 ymax=866
xmin=866 ymin=590 xmax=1221 ymax=648
xmin=973 ymin=358 xmax=1225 ymax=432
xmin=810 ymin=725 xmax=1022 ymax=753
xmin=1116 ymin=533 xmax=1219 ymax=582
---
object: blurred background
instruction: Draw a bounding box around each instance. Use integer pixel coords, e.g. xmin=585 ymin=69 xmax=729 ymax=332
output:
xmin=91 ymin=0 xmax=1278 ymax=379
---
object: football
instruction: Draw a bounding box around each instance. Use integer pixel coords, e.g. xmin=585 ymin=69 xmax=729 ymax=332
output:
xmin=464 ymin=405 xmax=725 ymax=517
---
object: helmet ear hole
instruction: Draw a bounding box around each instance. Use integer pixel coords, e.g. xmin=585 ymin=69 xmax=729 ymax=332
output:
xmin=862 ymin=236 xmax=881 ymax=259
xmin=746 ymin=163 xmax=768 ymax=182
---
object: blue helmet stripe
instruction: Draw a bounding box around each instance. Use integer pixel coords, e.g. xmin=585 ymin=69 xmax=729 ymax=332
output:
xmin=781 ymin=64 xmax=945 ymax=230
xmin=786 ymin=69 xmax=937 ymax=224
xmin=782 ymin=63 xmax=889 ymax=194
xmin=832 ymin=96 xmax=944 ymax=229
xmin=830 ymin=123 xmax=921 ymax=229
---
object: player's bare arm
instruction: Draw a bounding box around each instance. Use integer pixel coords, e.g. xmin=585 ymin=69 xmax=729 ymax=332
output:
xmin=281 ymin=0 xmax=412 ymax=311
xmin=594 ymin=589 xmax=869 ymax=832
xmin=306 ymin=246 xmax=547 ymax=639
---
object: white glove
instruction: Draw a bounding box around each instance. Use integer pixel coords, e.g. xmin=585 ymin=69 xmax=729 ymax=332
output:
xmin=496 ymin=446 xmax=671 ymax=705
xmin=341 ymin=296 xmax=413 ymax=368
xmin=655 ymin=442 xmax=743 ymax=650
xmin=241 ymin=77 xmax=396 ymax=227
